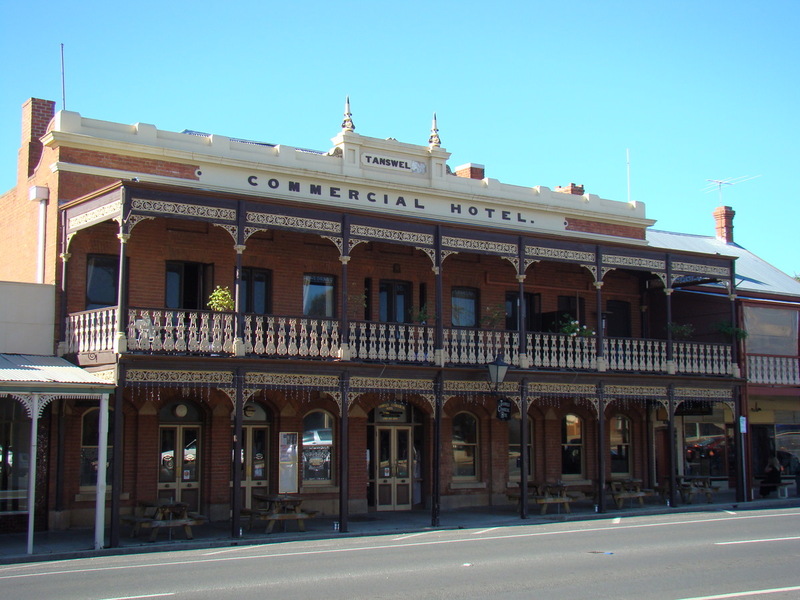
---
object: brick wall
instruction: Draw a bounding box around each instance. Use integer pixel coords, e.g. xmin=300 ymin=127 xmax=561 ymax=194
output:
xmin=565 ymin=217 xmax=647 ymax=240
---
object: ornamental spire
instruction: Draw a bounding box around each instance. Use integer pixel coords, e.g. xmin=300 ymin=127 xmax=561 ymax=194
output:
xmin=341 ymin=96 xmax=355 ymax=132
xmin=428 ymin=112 xmax=441 ymax=148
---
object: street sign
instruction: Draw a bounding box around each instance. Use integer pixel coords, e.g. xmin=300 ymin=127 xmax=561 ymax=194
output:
xmin=496 ymin=396 xmax=512 ymax=421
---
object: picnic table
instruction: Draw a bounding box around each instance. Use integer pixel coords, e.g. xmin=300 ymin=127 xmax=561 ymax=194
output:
xmin=607 ymin=479 xmax=656 ymax=509
xmin=679 ymin=476 xmax=719 ymax=504
xmin=244 ymin=493 xmax=318 ymax=533
xmin=508 ymin=483 xmax=573 ymax=515
xmin=122 ymin=501 xmax=207 ymax=541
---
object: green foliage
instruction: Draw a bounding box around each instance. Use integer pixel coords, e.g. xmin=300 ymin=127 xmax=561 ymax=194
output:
xmin=667 ymin=322 xmax=694 ymax=340
xmin=715 ymin=321 xmax=748 ymax=340
xmin=481 ymin=304 xmax=507 ymax=329
xmin=558 ymin=314 xmax=595 ymax=337
xmin=207 ymin=286 xmax=235 ymax=312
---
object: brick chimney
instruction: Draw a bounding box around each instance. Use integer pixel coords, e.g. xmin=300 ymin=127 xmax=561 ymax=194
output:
xmin=455 ymin=163 xmax=485 ymax=180
xmin=555 ymin=183 xmax=585 ymax=195
xmin=19 ymin=98 xmax=56 ymax=178
xmin=713 ymin=205 xmax=735 ymax=243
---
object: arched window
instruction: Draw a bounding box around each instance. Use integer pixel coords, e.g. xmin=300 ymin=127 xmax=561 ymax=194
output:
xmin=610 ymin=415 xmax=631 ymax=475
xmin=80 ymin=408 xmax=114 ymax=488
xmin=561 ymin=414 xmax=583 ymax=478
xmin=508 ymin=416 xmax=533 ymax=480
xmin=302 ymin=411 xmax=334 ymax=484
xmin=452 ymin=412 xmax=479 ymax=479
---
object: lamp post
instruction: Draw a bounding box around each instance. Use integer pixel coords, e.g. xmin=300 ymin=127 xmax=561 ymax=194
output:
xmin=487 ymin=353 xmax=509 ymax=394
xmin=487 ymin=354 xmax=528 ymax=518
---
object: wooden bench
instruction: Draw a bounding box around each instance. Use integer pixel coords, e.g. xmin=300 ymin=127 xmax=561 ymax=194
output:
xmin=608 ymin=480 xmax=656 ymax=509
xmin=777 ymin=482 xmax=793 ymax=499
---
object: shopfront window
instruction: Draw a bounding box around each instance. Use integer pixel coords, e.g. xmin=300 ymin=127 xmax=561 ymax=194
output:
xmin=452 ymin=412 xmax=478 ymax=478
xmin=752 ymin=423 xmax=800 ymax=477
xmin=0 ymin=398 xmax=29 ymax=513
xmin=302 ymin=411 xmax=334 ymax=484
xmin=561 ymin=414 xmax=583 ymax=477
xmin=683 ymin=421 xmax=727 ymax=477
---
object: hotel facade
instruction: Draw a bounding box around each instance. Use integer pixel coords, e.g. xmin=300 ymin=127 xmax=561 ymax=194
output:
xmin=1 ymin=98 xmax=797 ymax=545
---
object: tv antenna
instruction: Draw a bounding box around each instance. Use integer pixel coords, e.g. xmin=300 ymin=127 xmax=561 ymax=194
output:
xmin=702 ymin=175 xmax=761 ymax=204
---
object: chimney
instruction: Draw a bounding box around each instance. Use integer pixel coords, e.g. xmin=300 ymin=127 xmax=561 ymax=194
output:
xmin=19 ymin=98 xmax=56 ymax=178
xmin=713 ymin=206 xmax=735 ymax=243
xmin=555 ymin=183 xmax=585 ymax=195
xmin=455 ymin=163 xmax=485 ymax=180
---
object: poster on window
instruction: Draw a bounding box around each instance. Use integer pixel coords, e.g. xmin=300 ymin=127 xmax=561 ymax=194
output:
xmin=278 ymin=432 xmax=298 ymax=493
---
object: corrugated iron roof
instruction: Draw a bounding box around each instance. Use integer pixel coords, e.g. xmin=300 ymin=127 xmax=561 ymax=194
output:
xmin=647 ymin=230 xmax=800 ymax=299
xmin=0 ymin=354 xmax=113 ymax=394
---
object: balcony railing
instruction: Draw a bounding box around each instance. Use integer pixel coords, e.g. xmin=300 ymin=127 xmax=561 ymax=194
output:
xmin=65 ymin=307 xmax=117 ymax=354
xmin=63 ymin=307 xmax=734 ymax=377
xmin=747 ymin=354 xmax=800 ymax=385
xmin=126 ymin=308 xmax=236 ymax=353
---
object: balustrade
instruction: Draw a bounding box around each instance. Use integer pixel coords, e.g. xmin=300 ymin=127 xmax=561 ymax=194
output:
xmin=747 ymin=354 xmax=800 ymax=385
xmin=127 ymin=308 xmax=235 ymax=354
xmin=65 ymin=307 xmax=117 ymax=354
xmin=65 ymin=308 xmax=736 ymax=378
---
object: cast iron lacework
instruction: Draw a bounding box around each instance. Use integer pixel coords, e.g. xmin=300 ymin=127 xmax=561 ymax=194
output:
xmin=246 ymin=212 xmax=341 ymax=234
xmin=443 ymin=236 xmax=517 ymax=256
xmin=125 ymin=369 xmax=234 ymax=385
xmin=68 ymin=200 xmax=123 ymax=230
xmin=131 ymin=198 xmax=236 ymax=221
xmin=349 ymin=224 xmax=434 ymax=246
xmin=526 ymin=245 xmax=595 ymax=263
xmin=670 ymin=262 xmax=730 ymax=278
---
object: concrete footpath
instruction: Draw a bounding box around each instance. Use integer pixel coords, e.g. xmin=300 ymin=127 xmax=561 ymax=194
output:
xmin=2 ymin=492 xmax=798 ymax=565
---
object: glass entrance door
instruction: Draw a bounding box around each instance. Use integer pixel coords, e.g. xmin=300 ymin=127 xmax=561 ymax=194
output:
xmin=239 ymin=425 xmax=269 ymax=508
xmin=374 ymin=426 xmax=412 ymax=511
xmin=158 ymin=426 xmax=200 ymax=511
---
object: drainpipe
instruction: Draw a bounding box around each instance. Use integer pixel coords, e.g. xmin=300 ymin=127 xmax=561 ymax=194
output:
xmin=29 ymin=186 xmax=49 ymax=283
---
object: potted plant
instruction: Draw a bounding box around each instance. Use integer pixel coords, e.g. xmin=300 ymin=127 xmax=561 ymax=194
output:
xmin=715 ymin=321 xmax=748 ymax=341
xmin=558 ymin=313 xmax=595 ymax=337
xmin=667 ymin=322 xmax=694 ymax=340
xmin=207 ymin=286 xmax=235 ymax=312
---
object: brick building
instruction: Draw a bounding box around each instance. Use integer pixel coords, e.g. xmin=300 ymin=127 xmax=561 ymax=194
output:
xmin=2 ymin=97 xmax=793 ymax=545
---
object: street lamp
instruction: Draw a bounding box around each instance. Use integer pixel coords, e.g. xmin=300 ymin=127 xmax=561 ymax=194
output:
xmin=486 ymin=353 xmax=509 ymax=392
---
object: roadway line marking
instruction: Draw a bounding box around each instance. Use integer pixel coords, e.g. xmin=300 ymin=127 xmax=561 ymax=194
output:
xmin=715 ymin=535 xmax=800 ymax=546
xmin=676 ymin=584 xmax=800 ymax=599
xmin=473 ymin=527 xmax=499 ymax=535
xmin=722 ymin=510 xmax=737 ymax=515
xmin=2 ymin=511 xmax=799 ymax=581
xmin=100 ymin=595 xmax=176 ymax=600
xmin=392 ymin=531 xmax=435 ymax=541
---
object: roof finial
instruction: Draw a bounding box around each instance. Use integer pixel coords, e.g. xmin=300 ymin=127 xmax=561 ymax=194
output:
xmin=428 ymin=112 xmax=441 ymax=147
xmin=341 ymin=96 xmax=355 ymax=132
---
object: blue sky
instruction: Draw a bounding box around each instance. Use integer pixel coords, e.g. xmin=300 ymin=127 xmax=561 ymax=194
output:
xmin=2 ymin=1 xmax=798 ymax=277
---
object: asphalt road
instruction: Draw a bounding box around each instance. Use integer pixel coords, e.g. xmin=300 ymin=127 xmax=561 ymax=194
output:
xmin=1 ymin=507 xmax=799 ymax=600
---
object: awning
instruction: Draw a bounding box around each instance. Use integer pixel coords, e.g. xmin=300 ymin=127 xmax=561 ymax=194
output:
xmin=0 ymin=354 xmax=114 ymax=554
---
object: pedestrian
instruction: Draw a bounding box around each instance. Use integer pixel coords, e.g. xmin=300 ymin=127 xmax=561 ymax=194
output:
xmin=759 ymin=455 xmax=782 ymax=498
